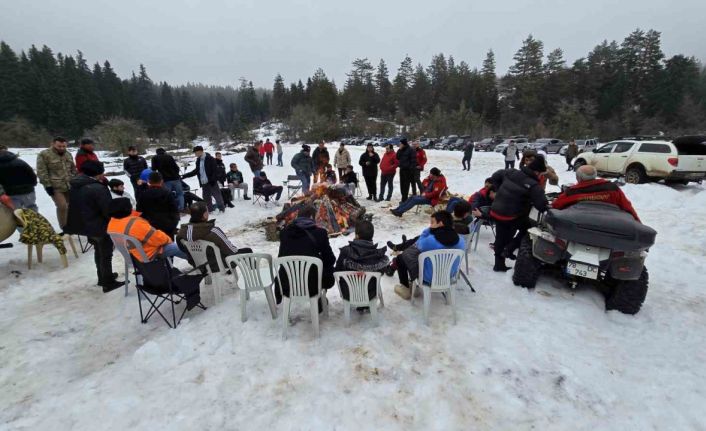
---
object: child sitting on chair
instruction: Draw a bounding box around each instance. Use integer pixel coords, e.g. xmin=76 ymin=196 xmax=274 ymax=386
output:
xmin=324 ymin=164 xmax=337 ymax=184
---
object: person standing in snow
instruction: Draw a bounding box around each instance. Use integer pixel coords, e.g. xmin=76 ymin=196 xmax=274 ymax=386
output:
xmin=276 ymin=140 xmax=284 ymax=167
xmin=359 ymin=144 xmax=380 ymax=201
xmin=244 ymin=141 xmax=264 ymax=182
xmin=74 ymin=138 xmax=100 ymax=174
xmin=122 ymin=145 xmax=148 ymax=196
xmin=263 ymin=139 xmax=275 ymax=166
xmin=565 ymin=140 xmax=579 ymax=171
xmin=311 ymin=141 xmax=330 ymax=183
xmin=396 ymin=138 xmax=416 ymax=203
xmin=378 ymin=144 xmax=399 ymax=201
xmin=181 ymin=146 xmax=226 ymax=213
xmin=291 ymin=144 xmax=314 ymax=193
xmin=36 ymin=136 xmax=77 ymax=229
xmin=411 ymin=140 xmax=427 ymax=196
xmin=334 ymin=143 xmax=351 ymax=179
xmin=151 ymin=148 xmax=184 ymax=211
xmin=503 ymin=140 xmax=520 ymax=169
xmin=462 ymin=141 xmax=474 ymax=171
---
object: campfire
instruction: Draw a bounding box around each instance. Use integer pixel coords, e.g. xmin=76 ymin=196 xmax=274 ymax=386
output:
xmin=275 ymin=184 xmax=366 ymax=236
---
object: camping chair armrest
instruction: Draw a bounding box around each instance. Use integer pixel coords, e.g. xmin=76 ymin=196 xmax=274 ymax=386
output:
xmin=181 ymin=262 xmax=209 ymax=276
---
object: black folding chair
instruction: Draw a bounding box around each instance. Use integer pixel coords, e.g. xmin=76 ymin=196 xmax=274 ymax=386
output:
xmin=77 ymin=235 xmax=93 ymax=253
xmin=284 ymin=175 xmax=302 ymax=198
xmin=131 ymin=257 xmax=207 ymax=329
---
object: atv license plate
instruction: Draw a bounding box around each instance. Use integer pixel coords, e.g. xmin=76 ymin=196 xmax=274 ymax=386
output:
xmin=567 ymin=261 xmax=599 ymax=280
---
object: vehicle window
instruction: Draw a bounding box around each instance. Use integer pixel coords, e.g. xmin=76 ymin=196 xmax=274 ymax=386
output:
xmin=675 ymin=142 xmax=706 ymax=155
xmin=594 ymin=143 xmax=615 ymax=153
xmin=613 ymin=142 xmax=634 ymax=153
xmin=638 ymin=143 xmax=672 ymax=154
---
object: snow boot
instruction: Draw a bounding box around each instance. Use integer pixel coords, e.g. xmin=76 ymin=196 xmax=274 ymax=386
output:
xmin=243 ymin=195 xmax=251 ymax=200
xmin=100 ymin=279 xmax=125 ymax=293
xmin=493 ymin=256 xmax=512 ymax=272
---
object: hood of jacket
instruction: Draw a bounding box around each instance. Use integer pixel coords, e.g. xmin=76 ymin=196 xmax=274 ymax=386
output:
xmin=346 ymin=239 xmax=386 ymax=261
xmin=70 ymin=173 xmax=101 ymax=190
xmin=430 ymin=226 xmax=460 ymax=246
xmin=0 ymin=150 xmax=17 ymax=163
xmin=287 ymin=217 xmax=318 ymax=237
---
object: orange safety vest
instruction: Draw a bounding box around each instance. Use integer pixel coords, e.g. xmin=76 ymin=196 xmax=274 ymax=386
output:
xmin=107 ymin=213 xmax=172 ymax=262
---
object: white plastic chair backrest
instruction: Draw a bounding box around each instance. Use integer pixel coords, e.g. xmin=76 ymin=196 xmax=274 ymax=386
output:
xmin=417 ymin=249 xmax=464 ymax=290
xmin=276 ymin=256 xmax=322 ymax=298
xmin=334 ymin=271 xmax=380 ymax=305
xmin=225 ymin=253 xmax=274 ymax=290
xmin=180 ymin=239 xmax=226 ymax=274
xmin=463 ymin=234 xmax=473 ymax=253
xmin=110 ymin=233 xmax=149 ymax=263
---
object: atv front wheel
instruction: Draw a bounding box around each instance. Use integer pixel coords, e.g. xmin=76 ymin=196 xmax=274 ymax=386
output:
xmin=604 ymin=268 xmax=649 ymax=314
xmin=512 ymin=234 xmax=541 ymax=289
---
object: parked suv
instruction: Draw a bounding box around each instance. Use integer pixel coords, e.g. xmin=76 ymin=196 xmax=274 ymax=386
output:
xmin=573 ymin=136 xmax=706 ymax=184
xmin=532 ymin=138 xmax=565 ymax=153
xmin=475 ymin=137 xmax=504 ymax=151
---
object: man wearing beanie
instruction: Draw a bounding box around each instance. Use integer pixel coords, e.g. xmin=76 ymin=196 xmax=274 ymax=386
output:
xmin=489 ymin=155 xmax=549 ymax=272
xmin=396 ymin=138 xmax=416 ymax=202
xmin=390 ymin=167 xmax=447 ymax=217
xmin=64 ymin=160 xmax=124 ymax=292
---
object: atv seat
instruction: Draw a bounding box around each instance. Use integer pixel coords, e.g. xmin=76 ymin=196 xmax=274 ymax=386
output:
xmin=544 ymin=201 xmax=656 ymax=251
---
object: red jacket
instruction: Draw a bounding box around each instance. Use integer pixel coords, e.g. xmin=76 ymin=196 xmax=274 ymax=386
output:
xmin=421 ymin=174 xmax=447 ymax=206
xmin=75 ymin=148 xmax=99 ymax=173
xmin=263 ymin=142 xmax=275 ymax=154
xmin=380 ymin=151 xmax=399 ymax=176
xmin=552 ymin=179 xmax=640 ymax=221
xmin=258 ymin=145 xmax=266 ymax=156
xmin=415 ymin=148 xmax=427 ymax=169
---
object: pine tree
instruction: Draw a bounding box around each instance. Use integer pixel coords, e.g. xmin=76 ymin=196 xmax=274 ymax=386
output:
xmin=480 ymin=50 xmax=499 ymax=124
xmin=134 ymin=64 xmax=165 ymax=134
xmin=392 ymin=55 xmax=414 ymax=116
xmin=374 ymin=59 xmax=392 ymax=117
xmin=160 ymin=82 xmax=178 ymax=131
xmin=271 ymin=73 xmax=289 ymax=118
xmin=507 ymin=35 xmax=545 ymax=123
xmin=0 ymin=42 xmax=21 ymax=121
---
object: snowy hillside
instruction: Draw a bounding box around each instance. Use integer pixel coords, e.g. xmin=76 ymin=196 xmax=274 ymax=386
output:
xmin=1 ymin=144 xmax=705 ymax=430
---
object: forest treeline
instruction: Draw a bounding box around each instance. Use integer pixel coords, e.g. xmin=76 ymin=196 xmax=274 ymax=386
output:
xmin=1 ymin=28 xmax=705 ymax=149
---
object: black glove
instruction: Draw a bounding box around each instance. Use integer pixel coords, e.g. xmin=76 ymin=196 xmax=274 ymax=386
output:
xmin=45 ymin=186 xmax=55 ymax=196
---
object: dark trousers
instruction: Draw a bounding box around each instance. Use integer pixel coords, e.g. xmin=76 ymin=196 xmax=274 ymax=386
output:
xmin=338 ymin=168 xmax=346 ymax=179
xmin=397 ymin=255 xmax=412 ymax=288
xmin=266 ymin=152 xmax=273 ymax=165
xmin=363 ymin=175 xmax=377 ymax=198
xmin=89 ymin=235 xmax=114 ymax=285
xmin=504 ymin=160 xmax=515 ymax=169
xmin=493 ymin=217 xmax=530 ymax=257
xmin=129 ymin=176 xmax=141 ymax=198
xmin=566 ymin=157 xmax=574 ymax=170
xmin=202 ymin=183 xmax=225 ymax=211
xmin=379 ymin=174 xmax=394 ymax=200
xmin=411 ymin=169 xmax=423 ymax=195
xmin=462 ymin=157 xmax=471 ymax=170
xmin=260 ymin=185 xmax=283 ymax=201
xmin=399 ymin=169 xmax=413 ymax=202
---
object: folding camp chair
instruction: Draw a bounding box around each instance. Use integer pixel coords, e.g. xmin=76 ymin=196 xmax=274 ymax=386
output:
xmin=131 ymin=257 xmax=207 ymax=329
xmin=284 ymin=175 xmax=302 ymax=198
xmin=77 ymin=235 xmax=93 ymax=253
xmin=252 ymin=191 xmax=271 ymax=208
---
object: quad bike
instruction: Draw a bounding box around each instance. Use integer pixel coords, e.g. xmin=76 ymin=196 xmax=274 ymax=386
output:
xmin=512 ymin=200 xmax=657 ymax=314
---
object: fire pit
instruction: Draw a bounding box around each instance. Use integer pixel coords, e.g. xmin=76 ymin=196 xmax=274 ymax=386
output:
xmin=275 ymin=184 xmax=366 ymax=236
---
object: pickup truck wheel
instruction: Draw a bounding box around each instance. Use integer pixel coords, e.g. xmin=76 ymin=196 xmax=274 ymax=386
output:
xmin=604 ymin=268 xmax=648 ymax=315
xmin=512 ymin=234 xmax=541 ymax=289
xmin=625 ymin=166 xmax=646 ymax=184
xmin=573 ymin=159 xmax=586 ymax=169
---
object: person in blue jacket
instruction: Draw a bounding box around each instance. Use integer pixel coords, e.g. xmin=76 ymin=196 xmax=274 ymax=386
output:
xmin=394 ymin=210 xmax=465 ymax=299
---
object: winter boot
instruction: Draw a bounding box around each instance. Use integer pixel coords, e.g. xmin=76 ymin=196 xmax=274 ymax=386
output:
xmin=394 ymin=284 xmax=411 ymax=300
xmin=493 ymin=256 xmax=512 ymax=272
xmin=243 ymin=195 xmax=251 ymax=200
xmin=100 ymin=279 xmax=125 ymax=293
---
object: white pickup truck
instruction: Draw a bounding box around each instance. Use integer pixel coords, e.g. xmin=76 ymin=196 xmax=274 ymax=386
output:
xmin=573 ymin=137 xmax=706 ymax=184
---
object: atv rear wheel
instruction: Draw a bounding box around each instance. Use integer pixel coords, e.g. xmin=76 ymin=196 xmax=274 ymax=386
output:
xmin=512 ymin=234 xmax=541 ymax=289
xmin=604 ymin=268 xmax=649 ymax=314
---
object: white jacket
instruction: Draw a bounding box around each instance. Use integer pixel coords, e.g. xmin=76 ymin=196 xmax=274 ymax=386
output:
xmin=334 ymin=148 xmax=351 ymax=168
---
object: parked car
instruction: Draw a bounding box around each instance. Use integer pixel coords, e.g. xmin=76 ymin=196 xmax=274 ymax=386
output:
xmin=435 ymin=135 xmax=458 ymax=150
xmin=418 ymin=138 xmax=432 ymax=148
xmin=475 ymin=137 xmax=504 ymax=151
xmin=572 ymin=136 xmax=706 ymax=184
xmin=532 ymin=138 xmax=565 ymax=153
xmin=383 ymin=136 xmax=403 ymax=146
xmin=560 ymin=139 xmax=599 ymax=155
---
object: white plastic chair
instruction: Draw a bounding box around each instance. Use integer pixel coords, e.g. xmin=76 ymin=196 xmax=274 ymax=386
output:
xmin=334 ymin=271 xmax=382 ymax=326
xmin=411 ymin=249 xmax=464 ymax=325
xmin=225 ymin=253 xmax=278 ymax=322
xmin=180 ymin=239 xmax=229 ymax=304
xmin=275 ymin=256 xmax=327 ymax=339
xmin=109 ymin=233 xmax=150 ymax=298
xmin=463 ymin=233 xmax=473 ymax=274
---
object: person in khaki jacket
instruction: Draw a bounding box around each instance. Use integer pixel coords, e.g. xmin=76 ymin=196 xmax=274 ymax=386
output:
xmin=333 ymin=143 xmax=351 ymax=179
xmin=36 ymin=137 xmax=77 ymax=229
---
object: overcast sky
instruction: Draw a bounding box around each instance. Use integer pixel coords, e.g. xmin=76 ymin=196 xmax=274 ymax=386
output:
xmin=1 ymin=0 xmax=704 ymax=89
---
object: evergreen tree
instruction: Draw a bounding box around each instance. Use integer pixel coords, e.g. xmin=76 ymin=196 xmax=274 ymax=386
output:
xmin=160 ymin=82 xmax=178 ymax=131
xmin=374 ymin=59 xmax=392 ymax=116
xmin=0 ymin=42 xmax=21 ymax=121
xmin=392 ymin=55 xmax=414 ymax=116
xmin=271 ymin=73 xmax=289 ymax=118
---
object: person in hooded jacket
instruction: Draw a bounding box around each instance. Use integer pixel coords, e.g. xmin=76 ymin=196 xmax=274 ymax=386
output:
xmin=75 ymin=138 xmax=100 ymax=174
xmin=378 ymin=144 xmax=399 ymax=201
xmin=0 ymin=146 xmax=38 ymax=211
xmin=396 ymin=138 xmax=416 ymax=203
xmin=334 ymin=143 xmax=352 ymax=179
xmin=151 ymin=148 xmax=184 ymax=211
xmin=490 ymin=155 xmax=549 ymax=272
xmin=63 ymin=160 xmax=124 ymax=292
xmin=275 ymin=205 xmax=335 ymax=307
xmin=502 ymin=140 xmax=520 ymax=169
xmin=122 ymin=146 xmax=148 ymax=196
xmin=334 ymin=220 xmax=389 ymax=302
xmin=137 ymin=171 xmax=180 ymax=238
xmin=291 ymin=144 xmax=314 ymax=193
xmin=359 ymin=144 xmax=381 ymax=200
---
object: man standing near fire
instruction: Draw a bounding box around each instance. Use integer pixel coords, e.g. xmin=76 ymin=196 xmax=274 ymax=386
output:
xmin=312 ymin=141 xmax=330 ymax=183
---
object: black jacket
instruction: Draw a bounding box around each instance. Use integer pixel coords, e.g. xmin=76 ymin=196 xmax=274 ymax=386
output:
xmin=490 ymin=167 xmax=548 ymax=220
xmin=396 ymin=145 xmax=416 ymax=170
xmin=151 ymin=153 xmax=181 ymax=181
xmin=0 ymin=150 xmax=37 ymax=196
xmin=359 ymin=151 xmax=380 ymax=177
xmin=123 ymin=155 xmax=148 ymax=180
xmin=64 ymin=174 xmax=112 ymax=237
xmin=312 ymin=147 xmax=330 ymax=170
xmin=215 ymin=159 xmax=227 ymax=184
xmin=137 ymin=186 xmax=180 ymax=236
xmin=182 ymin=153 xmax=219 ymax=186
xmin=335 ymin=239 xmax=389 ymax=301
xmin=276 ymin=217 xmax=336 ymax=298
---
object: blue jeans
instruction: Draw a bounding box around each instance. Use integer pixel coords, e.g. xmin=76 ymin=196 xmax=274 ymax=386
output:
xmin=162 ymin=242 xmax=188 ymax=260
xmin=277 ymin=153 xmax=283 ymax=166
xmin=164 ymin=180 xmax=184 ymax=211
xmin=10 ymin=191 xmax=38 ymax=212
xmin=393 ymin=196 xmax=431 ymax=214
xmin=298 ymin=172 xmax=311 ymax=193
xmin=445 ymin=197 xmax=464 ymax=213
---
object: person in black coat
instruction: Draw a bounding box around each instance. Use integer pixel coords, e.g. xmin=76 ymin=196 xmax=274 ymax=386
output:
xmin=359 ymin=144 xmax=381 ymax=201
xmin=181 ymin=146 xmax=225 ymax=212
xmin=136 ymin=172 xmax=180 ymax=238
xmin=214 ymin=152 xmax=228 ymax=185
xmin=396 ymin=138 xmax=416 ymax=202
xmin=63 ymin=161 xmax=124 ymax=291
xmin=275 ymin=205 xmax=336 ymax=309
xmin=151 ymin=148 xmax=185 ymax=211
xmin=0 ymin=147 xmax=38 ymax=211
xmin=334 ymin=220 xmax=389 ymax=302
xmin=122 ymin=146 xmax=148 ymax=196
xmin=489 ymin=156 xmax=549 ymax=272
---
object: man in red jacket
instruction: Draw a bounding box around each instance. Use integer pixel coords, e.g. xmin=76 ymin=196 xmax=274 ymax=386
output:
xmin=378 ymin=144 xmax=399 ymax=201
xmin=75 ymin=138 xmax=100 ymax=173
xmin=411 ymin=141 xmax=427 ymax=195
xmin=552 ymin=165 xmax=640 ymax=221
xmin=390 ymin=167 xmax=446 ymax=217
xmin=263 ymin=138 xmax=275 ymax=165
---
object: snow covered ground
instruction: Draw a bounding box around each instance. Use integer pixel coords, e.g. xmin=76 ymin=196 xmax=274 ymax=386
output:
xmin=1 ymin=142 xmax=705 ymax=430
